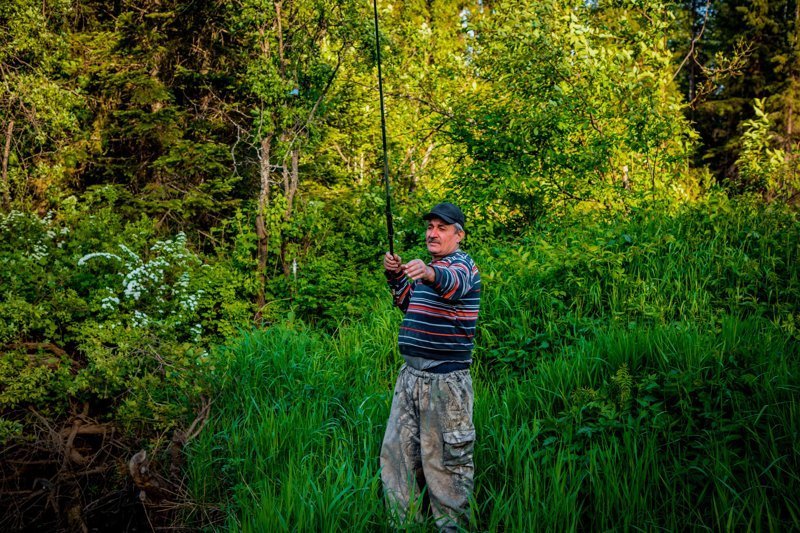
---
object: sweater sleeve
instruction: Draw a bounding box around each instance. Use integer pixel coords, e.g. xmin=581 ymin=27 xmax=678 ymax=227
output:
xmin=385 ymin=269 xmax=413 ymax=313
xmin=427 ymin=256 xmax=475 ymax=302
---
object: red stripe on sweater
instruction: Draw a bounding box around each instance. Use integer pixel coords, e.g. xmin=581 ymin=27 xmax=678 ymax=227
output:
xmin=408 ymin=303 xmax=479 ymax=318
xmin=400 ymin=326 xmax=471 ymax=338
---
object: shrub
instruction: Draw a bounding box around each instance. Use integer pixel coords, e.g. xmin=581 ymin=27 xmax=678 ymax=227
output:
xmin=0 ymin=204 xmax=248 ymax=433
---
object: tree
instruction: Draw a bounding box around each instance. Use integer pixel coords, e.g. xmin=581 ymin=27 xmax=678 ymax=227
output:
xmin=446 ymin=0 xmax=697 ymax=230
xmin=222 ymin=0 xmax=362 ymax=318
xmin=685 ymin=0 xmax=800 ymax=198
xmin=69 ymin=0 xmax=241 ymax=229
xmin=0 ymin=0 xmax=85 ymax=211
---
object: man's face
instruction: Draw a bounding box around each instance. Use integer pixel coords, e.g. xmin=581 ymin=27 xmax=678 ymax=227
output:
xmin=426 ymin=217 xmax=462 ymax=259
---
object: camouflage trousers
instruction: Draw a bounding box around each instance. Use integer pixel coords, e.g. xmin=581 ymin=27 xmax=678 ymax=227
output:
xmin=380 ymin=364 xmax=475 ymax=532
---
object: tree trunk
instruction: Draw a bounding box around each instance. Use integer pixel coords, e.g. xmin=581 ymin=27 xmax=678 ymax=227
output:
xmin=789 ymin=0 xmax=799 ymax=138
xmin=688 ymin=0 xmax=698 ymax=117
xmin=255 ymin=134 xmax=272 ymax=322
xmin=622 ymin=164 xmax=630 ymax=190
xmin=785 ymin=2 xmax=799 ymax=203
xmin=2 ymin=119 xmax=13 ymax=211
xmin=290 ymin=148 xmax=298 ymax=213
xmin=284 ymin=147 xmax=298 ymax=220
xmin=414 ymin=142 xmax=435 ymax=193
xmin=280 ymin=147 xmax=299 ymax=278
xmin=275 ymin=1 xmax=285 ymax=74
xmin=406 ymin=146 xmax=417 ymax=193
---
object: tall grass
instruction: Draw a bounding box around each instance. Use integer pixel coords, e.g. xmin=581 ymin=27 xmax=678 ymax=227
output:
xmin=186 ymin=310 xmax=400 ymax=531
xmin=187 ymin=198 xmax=800 ymax=530
xmin=473 ymin=318 xmax=799 ymax=530
xmin=475 ymin=195 xmax=800 ymax=369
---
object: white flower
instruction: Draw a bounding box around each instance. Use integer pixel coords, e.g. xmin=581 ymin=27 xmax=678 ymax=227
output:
xmin=78 ymin=252 xmax=123 ymax=266
xmin=118 ymin=244 xmax=142 ymax=266
xmin=32 ymin=243 xmax=49 ymax=260
xmin=132 ymin=311 xmax=150 ymax=328
xmin=100 ymin=296 xmax=120 ymax=311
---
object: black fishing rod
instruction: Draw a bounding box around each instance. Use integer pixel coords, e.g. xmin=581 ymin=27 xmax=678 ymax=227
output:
xmin=373 ymin=0 xmax=394 ymax=255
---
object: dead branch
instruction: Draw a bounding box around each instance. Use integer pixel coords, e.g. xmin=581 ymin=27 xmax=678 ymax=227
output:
xmin=58 ymin=424 xmax=111 ymax=438
xmin=6 ymin=342 xmax=69 ymax=358
xmin=2 ymin=118 xmax=12 ymax=209
xmin=672 ymin=0 xmax=711 ymax=81
xmin=169 ymin=397 xmax=211 ymax=477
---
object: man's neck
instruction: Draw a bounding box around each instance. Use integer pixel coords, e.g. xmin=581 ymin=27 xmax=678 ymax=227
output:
xmin=432 ymin=247 xmax=460 ymax=261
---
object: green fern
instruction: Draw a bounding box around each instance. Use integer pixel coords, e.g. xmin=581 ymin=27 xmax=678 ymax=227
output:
xmin=612 ymin=363 xmax=633 ymax=407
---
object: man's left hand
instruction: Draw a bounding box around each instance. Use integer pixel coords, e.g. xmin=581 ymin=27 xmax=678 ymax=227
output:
xmin=402 ymin=259 xmax=435 ymax=283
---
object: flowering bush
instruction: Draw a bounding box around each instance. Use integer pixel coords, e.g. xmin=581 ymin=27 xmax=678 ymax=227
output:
xmin=0 ymin=205 xmax=251 ymax=439
xmin=77 ymin=233 xmax=203 ymax=340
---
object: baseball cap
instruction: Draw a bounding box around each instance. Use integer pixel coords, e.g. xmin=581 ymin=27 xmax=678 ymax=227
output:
xmin=422 ymin=202 xmax=466 ymax=227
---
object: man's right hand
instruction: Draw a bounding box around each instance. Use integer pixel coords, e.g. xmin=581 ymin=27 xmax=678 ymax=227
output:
xmin=384 ymin=252 xmax=402 ymax=273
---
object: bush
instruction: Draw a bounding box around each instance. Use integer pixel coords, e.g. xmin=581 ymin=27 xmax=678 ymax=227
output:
xmin=473 ymin=195 xmax=800 ymax=372
xmin=0 ymin=202 xmax=251 ymax=434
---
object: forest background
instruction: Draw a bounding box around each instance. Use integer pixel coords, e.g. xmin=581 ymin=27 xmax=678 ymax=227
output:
xmin=1 ymin=0 xmax=799 ymax=530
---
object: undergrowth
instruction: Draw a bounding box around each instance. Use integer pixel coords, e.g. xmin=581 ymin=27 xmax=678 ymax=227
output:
xmin=186 ymin=314 xmax=799 ymax=531
xmin=185 ymin=196 xmax=800 ymax=530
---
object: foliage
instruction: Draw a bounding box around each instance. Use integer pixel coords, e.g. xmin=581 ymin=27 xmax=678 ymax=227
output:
xmin=186 ymin=295 xmax=799 ymax=531
xmin=684 ymin=0 xmax=800 ymax=189
xmin=0 ymin=0 xmax=86 ymax=208
xmin=180 ymin=197 xmax=799 ymax=529
xmin=447 ymin=0 xmax=699 ymax=230
xmin=186 ymin=316 xmax=397 ymax=530
xmin=256 ymin=183 xmax=416 ymax=329
xmin=475 ymin=194 xmax=800 ymax=373
xmin=737 ymin=98 xmax=799 ymax=201
xmin=1 ymin=0 xmax=798 ymax=228
xmin=2 ymin=0 xmax=800 ymax=529
xmin=0 ymin=202 xmax=252 ymax=434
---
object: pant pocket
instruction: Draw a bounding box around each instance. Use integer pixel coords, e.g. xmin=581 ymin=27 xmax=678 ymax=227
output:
xmin=442 ymin=429 xmax=475 ymax=467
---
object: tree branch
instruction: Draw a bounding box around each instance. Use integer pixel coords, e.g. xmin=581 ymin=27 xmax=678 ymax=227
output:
xmin=672 ymin=0 xmax=711 ymax=81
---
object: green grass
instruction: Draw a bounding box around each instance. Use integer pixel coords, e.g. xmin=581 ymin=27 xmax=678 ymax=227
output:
xmin=187 ymin=316 xmax=799 ymax=531
xmin=186 ymin=312 xmax=399 ymax=531
xmin=186 ymin=198 xmax=800 ymax=531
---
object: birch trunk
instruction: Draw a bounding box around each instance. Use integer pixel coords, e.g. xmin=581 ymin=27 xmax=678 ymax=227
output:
xmin=2 ymin=119 xmax=13 ymax=210
xmin=280 ymin=147 xmax=299 ymax=277
xmin=255 ymin=134 xmax=272 ymax=321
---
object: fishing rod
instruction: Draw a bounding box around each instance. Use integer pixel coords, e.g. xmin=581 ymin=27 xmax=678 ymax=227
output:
xmin=372 ymin=0 xmax=394 ymax=255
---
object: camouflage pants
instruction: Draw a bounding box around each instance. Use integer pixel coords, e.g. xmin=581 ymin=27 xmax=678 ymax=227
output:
xmin=380 ymin=364 xmax=475 ymax=531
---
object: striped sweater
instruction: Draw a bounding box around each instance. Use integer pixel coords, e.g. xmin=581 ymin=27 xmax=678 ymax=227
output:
xmin=386 ymin=250 xmax=481 ymax=370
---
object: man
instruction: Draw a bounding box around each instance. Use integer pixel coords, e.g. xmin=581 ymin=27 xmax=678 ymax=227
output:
xmin=380 ymin=202 xmax=481 ymax=531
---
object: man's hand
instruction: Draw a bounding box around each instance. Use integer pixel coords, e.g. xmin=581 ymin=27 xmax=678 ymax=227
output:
xmin=384 ymin=252 xmax=402 ymax=273
xmin=402 ymin=259 xmax=435 ymax=283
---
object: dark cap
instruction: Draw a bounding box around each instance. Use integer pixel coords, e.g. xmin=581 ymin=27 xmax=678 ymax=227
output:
xmin=423 ymin=202 xmax=466 ymax=227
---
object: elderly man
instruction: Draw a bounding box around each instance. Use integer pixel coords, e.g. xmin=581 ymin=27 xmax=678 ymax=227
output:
xmin=381 ymin=202 xmax=481 ymax=531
